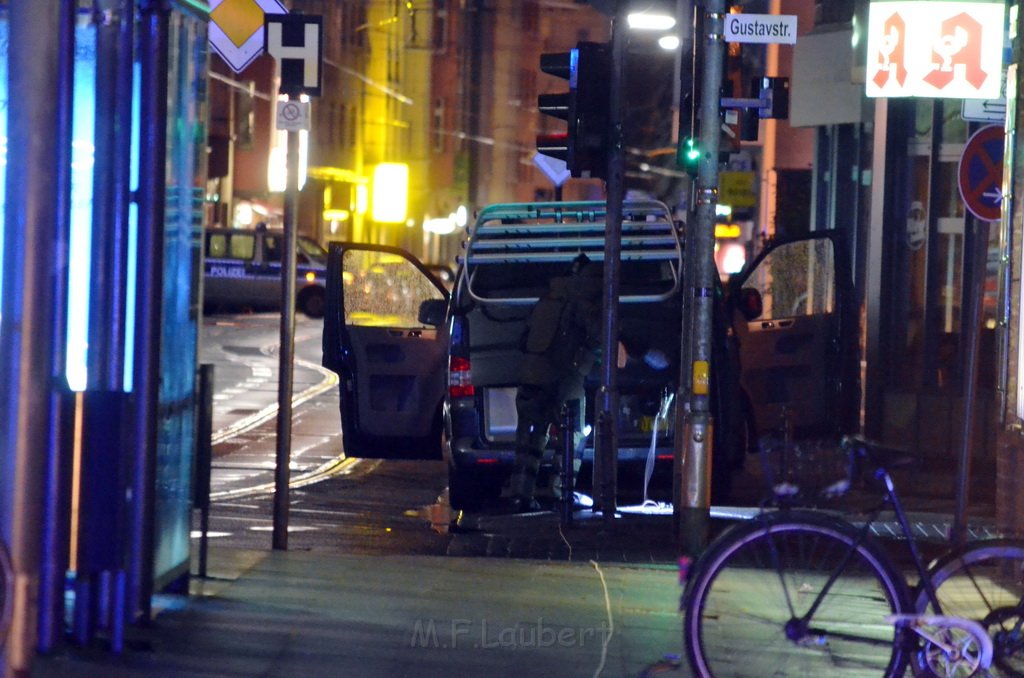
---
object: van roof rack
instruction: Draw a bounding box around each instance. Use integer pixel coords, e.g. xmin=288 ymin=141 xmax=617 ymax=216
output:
xmin=459 ymin=200 xmax=681 ymax=305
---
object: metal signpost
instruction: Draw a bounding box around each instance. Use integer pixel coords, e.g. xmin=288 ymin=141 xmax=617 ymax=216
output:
xmin=264 ymin=14 xmax=323 ymax=551
xmin=592 ymin=4 xmax=627 ymax=523
xmin=676 ymin=0 xmax=725 ymax=556
xmin=674 ymin=4 xmax=796 ymax=555
xmin=953 ymin=124 xmax=1004 ymax=544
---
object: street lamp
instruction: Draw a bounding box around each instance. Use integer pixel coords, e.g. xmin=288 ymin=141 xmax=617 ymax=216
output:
xmin=627 ymin=2 xmax=676 ymax=31
xmin=658 ymin=34 xmax=680 ymax=50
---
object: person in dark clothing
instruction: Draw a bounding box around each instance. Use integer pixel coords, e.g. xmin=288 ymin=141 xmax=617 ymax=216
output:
xmin=503 ymin=254 xmax=667 ymax=512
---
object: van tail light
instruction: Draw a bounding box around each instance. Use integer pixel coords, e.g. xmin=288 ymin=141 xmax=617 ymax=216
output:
xmin=449 ymin=356 xmax=475 ymax=398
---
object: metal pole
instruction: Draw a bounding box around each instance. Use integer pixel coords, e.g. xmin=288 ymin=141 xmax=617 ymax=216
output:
xmin=130 ymin=0 xmax=170 ymax=625
xmin=195 ymin=365 xmax=214 ymax=578
xmin=672 ymin=0 xmax=696 ymax=539
xmin=951 ymin=216 xmax=990 ymax=545
xmin=272 ymin=127 xmax=300 ymax=550
xmin=677 ymin=0 xmax=725 ymax=557
xmin=560 ymin=400 xmax=578 ymax=528
xmin=595 ymin=3 xmax=627 ymax=521
xmin=88 ymin=0 xmax=132 ymax=391
xmin=2 ymin=0 xmax=63 ymax=669
xmin=38 ymin=0 xmax=77 ymax=652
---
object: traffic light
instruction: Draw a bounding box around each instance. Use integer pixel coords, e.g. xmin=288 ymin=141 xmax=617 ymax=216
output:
xmin=681 ymin=136 xmax=700 ymax=175
xmin=536 ymin=42 xmax=611 ymax=179
xmin=754 ymin=76 xmax=789 ymax=119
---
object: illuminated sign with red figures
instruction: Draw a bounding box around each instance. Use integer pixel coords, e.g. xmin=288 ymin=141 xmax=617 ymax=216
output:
xmin=866 ymin=2 xmax=1005 ymax=99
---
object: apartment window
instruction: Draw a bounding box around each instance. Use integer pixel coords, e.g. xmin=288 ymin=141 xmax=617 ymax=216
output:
xmin=517 ymin=68 xmax=535 ymax=111
xmin=432 ymin=0 xmax=448 ymax=51
xmin=433 ymin=98 xmax=446 ymax=153
xmin=522 ymin=1 xmax=539 ymax=33
xmin=349 ymin=105 xmax=358 ymax=149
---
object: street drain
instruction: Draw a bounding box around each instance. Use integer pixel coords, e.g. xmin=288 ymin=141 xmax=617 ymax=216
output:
xmin=228 ymin=408 xmax=260 ymax=416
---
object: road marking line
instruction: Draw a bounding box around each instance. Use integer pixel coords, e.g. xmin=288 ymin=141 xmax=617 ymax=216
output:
xmin=207 ymin=330 xmax=351 ymax=501
xmin=210 ymin=356 xmax=338 ymax=444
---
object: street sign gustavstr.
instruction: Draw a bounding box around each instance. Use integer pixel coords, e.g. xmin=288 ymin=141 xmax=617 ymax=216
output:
xmin=723 ymin=14 xmax=797 ymax=45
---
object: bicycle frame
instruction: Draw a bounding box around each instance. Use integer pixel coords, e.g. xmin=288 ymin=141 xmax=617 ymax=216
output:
xmin=761 ymin=459 xmax=993 ymax=671
xmin=684 ymin=435 xmax=1024 ymax=677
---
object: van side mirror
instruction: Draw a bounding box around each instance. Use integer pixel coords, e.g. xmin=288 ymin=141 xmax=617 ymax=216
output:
xmin=738 ymin=287 xmax=763 ymax=321
xmin=418 ymin=298 xmax=448 ymax=326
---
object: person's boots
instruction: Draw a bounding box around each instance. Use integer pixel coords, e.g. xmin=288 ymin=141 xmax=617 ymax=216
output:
xmin=502 ymin=448 xmax=542 ymax=512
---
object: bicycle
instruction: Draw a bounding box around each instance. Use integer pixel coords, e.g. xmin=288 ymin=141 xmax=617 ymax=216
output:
xmin=680 ymin=434 xmax=1024 ymax=677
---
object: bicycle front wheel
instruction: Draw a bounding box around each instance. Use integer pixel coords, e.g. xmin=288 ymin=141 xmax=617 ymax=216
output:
xmin=915 ymin=539 xmax=1024 ymax=677
xmin=683 ymin=510 xmax=912 ymax=678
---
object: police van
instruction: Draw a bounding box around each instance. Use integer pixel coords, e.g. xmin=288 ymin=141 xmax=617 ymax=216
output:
xmin=321 ymin=200 xmax=858 ymax=511
xmin=203 ymin=225 xmax=328 ymax=318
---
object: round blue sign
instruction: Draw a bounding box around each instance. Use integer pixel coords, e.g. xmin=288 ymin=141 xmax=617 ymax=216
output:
xmin=958 ymin=125 xmax=1005 ymax=222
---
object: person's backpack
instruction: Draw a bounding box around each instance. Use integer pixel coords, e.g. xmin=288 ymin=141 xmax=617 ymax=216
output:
xmin=523 ymin=288 xmax=572 ymax=356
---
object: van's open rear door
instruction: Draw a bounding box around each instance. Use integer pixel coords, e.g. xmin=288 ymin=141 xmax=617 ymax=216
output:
xmin=322 ymin=244 xmax=449 ymax=459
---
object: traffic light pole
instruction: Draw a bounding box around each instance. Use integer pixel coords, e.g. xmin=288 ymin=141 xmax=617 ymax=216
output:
xmin=595 ymin=4 xmax=627 ymax=521
xmin=676 ymin=0 xmax=725 ymax=556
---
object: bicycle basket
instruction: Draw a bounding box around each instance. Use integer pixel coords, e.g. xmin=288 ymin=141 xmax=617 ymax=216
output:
xmin=757 ymin=435 xmax=852 ymax=504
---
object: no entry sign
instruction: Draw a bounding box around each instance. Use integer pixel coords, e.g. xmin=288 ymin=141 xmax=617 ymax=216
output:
xmin=958 ymin=124 xmax=1005 ymax=222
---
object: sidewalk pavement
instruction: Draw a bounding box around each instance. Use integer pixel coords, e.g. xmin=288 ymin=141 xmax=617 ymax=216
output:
xmin=33 ymin=461 xmax=1001 ymax=678
xmin=32 ymin=483 xmax=999 ymax=678
xmin=36 ymin=518 xmax=691 ymax=678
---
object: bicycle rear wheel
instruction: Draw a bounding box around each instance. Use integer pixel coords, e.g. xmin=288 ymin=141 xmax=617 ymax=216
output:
xmin=683 ymin=510 xmax=912 ymax=677
xmin=914 ymin=539 xmax=1024 ymax=677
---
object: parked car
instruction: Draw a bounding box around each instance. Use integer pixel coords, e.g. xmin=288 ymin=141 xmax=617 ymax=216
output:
xmin=321 ymin=200 xmax=858 ymax=511
xmin=203 ymin=226 xmax=328 ymax=318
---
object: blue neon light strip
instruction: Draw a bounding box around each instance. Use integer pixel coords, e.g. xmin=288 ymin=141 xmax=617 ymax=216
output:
xmin=66 ymin=22 xmax=96 ymax=392
xmin=123 ymin=61 xmax=142 ymax=392
xmin=0 ymin=19 xmax=7 ymax=314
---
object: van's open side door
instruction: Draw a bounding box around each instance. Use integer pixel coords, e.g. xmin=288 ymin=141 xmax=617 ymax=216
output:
xmin=323 ymin=244 xmax=449 ymax=459
xmin=730 ymin=231 xmax=857 ymax=438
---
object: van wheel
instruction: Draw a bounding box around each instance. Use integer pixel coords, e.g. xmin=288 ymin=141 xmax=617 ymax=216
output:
xmin=298 ymin=288 xmax=326 ymax=318
xmin=448 ymin=466 xmax=485 ymax=512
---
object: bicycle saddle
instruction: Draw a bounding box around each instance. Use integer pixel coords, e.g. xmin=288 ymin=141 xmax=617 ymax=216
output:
xmin=841 ymin=434 xmax=917 ymax=471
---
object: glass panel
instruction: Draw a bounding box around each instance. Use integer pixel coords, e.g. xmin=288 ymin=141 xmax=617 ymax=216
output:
xmin=745 ymin=239 xmax=835 ymax=320
xmin=207 ymin=233 xmax=227 ymax=257
xmin=298 ymin=235 xmax=327 ymax=261
xmin=228 ymin=233 xmax=254 ymax=260
xmin=893 ymin=99 xmax=968 ymax=389
xmin=342 ymin=249 xmax=444 ymax=327
xmin=263 ymin=235 xmax=282 ymax=262
xmin=153 ymin=11 xmax=206 ymax=586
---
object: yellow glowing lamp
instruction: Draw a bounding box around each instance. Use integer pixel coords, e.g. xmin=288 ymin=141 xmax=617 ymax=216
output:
xmin=355 ymin=184 xmax=368 ymax=215
xmin=323 ymin=209 xmax=350 ymax=222
xmin=714 ymin=223 xmax=742 ymax=239
xmin=372 ymin=163 xmax=408 ymax=223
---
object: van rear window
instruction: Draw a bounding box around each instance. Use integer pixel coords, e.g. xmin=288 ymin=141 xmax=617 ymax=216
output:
xmin=465 ymin=260 xmax=675 ymax=301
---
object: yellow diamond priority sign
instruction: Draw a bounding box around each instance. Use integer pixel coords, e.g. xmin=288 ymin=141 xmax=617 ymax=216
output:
xmin=209 ymin=0 xmax=286 ymax=73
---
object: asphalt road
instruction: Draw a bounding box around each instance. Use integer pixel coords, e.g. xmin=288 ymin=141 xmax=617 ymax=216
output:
xmin=195 ymin=311 xmax=682 ymax=562
xmin=198 ymin=312 xmax=443 ymax=555
xmin=195 ymin=311 xmax=998 ymax=564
